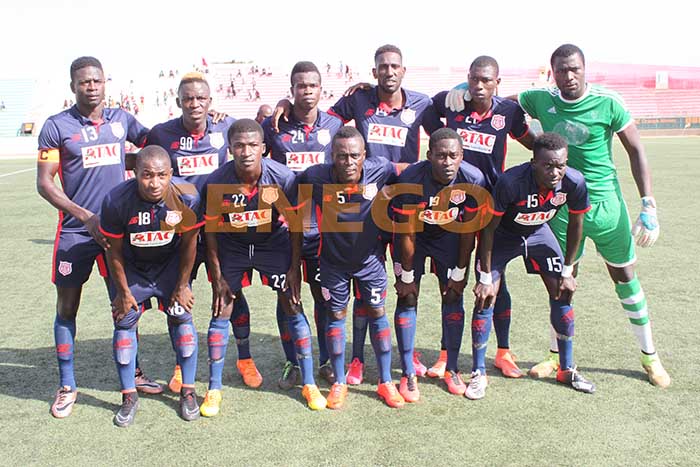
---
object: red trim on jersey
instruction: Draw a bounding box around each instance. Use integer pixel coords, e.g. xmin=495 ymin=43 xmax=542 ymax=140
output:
xmin=529 ymin=258 xmax=541 ymax=272
xmin=327 ymin=108 xmax=350 ymax=124
xmin=488 ymin=207 xmax=505 ymax=216
xmin=245 ymin=186 xmax=259 ymax=201
xmin=510 ymin=121 xmax=530 ymax=140
xmin=180 ymin=220 xmax=206 ymax=232
xmin=99 ymin=226 xmax=124 ymax=239
xmin=569 ymin=205 xmax=592 ymax=214
xmin=241 ymin=271 xmax=251 ymax=288
xmin=353 ymin=279 xmax=361 ymax=299
xmin=96 ymin=253 xmax=108 ymax=278
xmin=51 ymin=213 xmax=63 ymax=284
xmin=301 ymin=259 xmax=309 ymax=282
xmin=501 ymin=140 xmax=508 ymax=173
xmin=391 ymin=206 xmax=415 ymax=216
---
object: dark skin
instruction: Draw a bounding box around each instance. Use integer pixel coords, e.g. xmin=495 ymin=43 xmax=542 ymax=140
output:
xmin=473 ymin=145 xmax=584 ymax=309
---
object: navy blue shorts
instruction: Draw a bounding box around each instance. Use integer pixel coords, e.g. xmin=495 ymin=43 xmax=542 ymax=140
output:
xmin=52 ymin=230 xmax=108 ymax=287
xmin=107 ymin=255 xmax=185 ymax=305
xmin=415 ymin=233 xmax=459 ymax=286
xmin=219 ymin=240 xmax=290 ymax=292
xmin=321 ymin=254 xmax=388 ymax=312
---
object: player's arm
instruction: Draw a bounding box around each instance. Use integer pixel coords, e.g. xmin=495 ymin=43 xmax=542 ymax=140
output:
xmin=445 ymin=230 xmax=475 ymax=299
xmin=36 ymin=153 xmax=109 ymax=249
xmin=395 ymin=209 xmax=418 ymax=299
xmin=170 ymin=228 xmax=198 ymax=312
xmin=286 ymin=231 xmax=303 ymax=305
xmin=473 ymin=215 xmax=500 ymax=310
xmin=557 ymin=210 xmax=584 ymax=302
xmin=513 ymin=127 xmax=536 ymax=150
xmin=104 ymin=236 xmax=138 ymax=322
xmin=271 ymin=98 xmax=293 ymax=132
xmin=205 ymin=231 xmax=234 ymax=317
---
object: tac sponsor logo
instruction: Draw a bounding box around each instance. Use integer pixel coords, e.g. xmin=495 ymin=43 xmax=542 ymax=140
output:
xmin=419 ymin=207 xmax=459 ymax=225
xmin=81 ymin=143 xmax=121 ymax=168
xmin=110 ymin=122 xmax=125 ymax=139
xmin=209 ymin=132 xmax=225 ymax=149
xmin=261 ymin=186 xmax=279 ymax=205
xmin=551 ymin=192 xmax=567 ymax=206
xmin=367 ymin=123 xmax=407 ymax=147
xmin=400 ymin=108 xmax=416 ymax=125
xmin=514 ymin=209 xmax=557 ymax=226
xmin=363 ymin=183 xmax=378 ymax=200
xmin=456 ymin=129 xmax=496 ymax=154
xmin=177 ymin=153 xmax=219 ymax=175
xmin=491 ymin=114 xmax=506 ymax=131
xmin=450 ymin=189 xmax=466 ymax=205
xmin=58 ymin=261 xmax=72 ymax=276
xmin=129 ymin=230 xmax=175 ymax=247
xmin=165 ymin=210 xmax=182 ymax=227
xmin=317 ymin=129 xmax=331 ymax=146
xmin=228 ymin=209 xmax=272 ymax=228
xmin=285 ymin=152 xmax=324 ymax=171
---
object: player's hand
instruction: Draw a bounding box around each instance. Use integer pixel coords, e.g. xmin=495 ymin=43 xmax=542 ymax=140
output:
xmin=631 ymin=196 xmax=660 ymax=248
xmin=271 ymin=99 xmax=292 ymax=132
xmin=284 ymin=266 xmax=302 ymax=305
xmin=208 ymin=109 xmax=228 ymax=124
xmin=343 ymin=82 xmax=372 ymax=96
xmin=171 ymin=285 xmax=195 ymax=312
xmin=84 ymin=214 xmax=110 ymax=250
xmin=211 ymin=276 xmax=234 ymax=317
xmin=112 ymin=292 xmax=138 ymax=323
xmin=445 ymin=82 xmax=471 ymax=112
xmin=473 ymin=282 xmax=495 ymax=310
xmin=444 ymin=278 xmax=466 ymax=299
xmin=555 ymin=276 xmax=577 ymax=303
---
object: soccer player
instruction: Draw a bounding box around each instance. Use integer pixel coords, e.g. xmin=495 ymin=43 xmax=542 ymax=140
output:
xmin=288 ymin=126 xmax=405 ymax=409
xmin=391 ymin=128 xmax=487 ymax=401
xmin=422 ymin=56 xmax=536 ymax=380
xmin=145 ymin=73 xmax=262 ymax=393
xmin=99 ymin=146 xmax=203 ymax=426
xmin=273 ymin=45 xmax=433 ymax=383
xmin=200 ymin=119 xmax=326 ymax=415
xmin=36 ymin=56 xmax=160 ymax=419
xmin=262 ymin=61 xmax=343 ymax=387
xmin=469 ymin=132 xmax=595 ymax=399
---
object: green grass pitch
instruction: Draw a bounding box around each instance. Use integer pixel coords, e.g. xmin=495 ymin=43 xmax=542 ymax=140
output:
xmin=0 ymin=137 xmax=699 ymax=466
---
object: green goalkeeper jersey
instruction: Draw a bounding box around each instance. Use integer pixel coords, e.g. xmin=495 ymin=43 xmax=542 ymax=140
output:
xmin=518 ymin=84 xmax=632 ymax=202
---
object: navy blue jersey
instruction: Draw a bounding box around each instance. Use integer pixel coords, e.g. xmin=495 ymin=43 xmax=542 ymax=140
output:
xmin=145 ymin=115 xmax=236 ymax=192
xmin=262 ymin=110 xmax=342 ymax=172
xmin=38 ymin=106 xmax=149 ymax=232
xmin=424 ymin=93 xmax=529 ymax=190
xmin=392 ymin=160 xmax=487 ymax=241
xmin=492 ymin=163 xmax=590 ymax=237
xmin=99 ymin=177 xmax=203 ymax=269
xmin=203 ymin=158 xmax=297 ymax=247
xmin=295 ymin=157 xmax=397 ymax=270
xmin=329 ymin=88 xmax=431 ymax=163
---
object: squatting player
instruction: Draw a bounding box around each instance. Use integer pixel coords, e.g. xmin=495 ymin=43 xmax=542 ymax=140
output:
xmin=262 ymin=61 xmax=342 ymax=388
xmin=201 ymin=119 xmax=326 ymax=415
xmin=470 ymin=132 xmax=595 ymax=399
xmin=99 ymin=146 xmax=203 ymax=426
xmin=36 ymin=56 xmax=159 ymax=419
xmin=391 ymin=128 xmax=487 ymax=401
xmin=289 ymin=126 xmax=405 ymax=409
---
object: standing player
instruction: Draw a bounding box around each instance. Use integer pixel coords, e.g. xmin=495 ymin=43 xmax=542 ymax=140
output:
xmin=36 ymin=56 xmax=159 ymax=419
xmin=262 ymin=61 xmax=343 ymax=387
xmin=200 ymin=119 xmax=326 ymax=415
xmin=288 ymin=126 xmax=405 ymax=409
xmin=391 ymin=128 xmax=487 ymax=401
xmin=422 ymin=56 xmax=536 ymax=380
xmin=100 ymin=146 xmax=203 ymax=426
xmin=469 ymin=133 xmax=595 ymax=399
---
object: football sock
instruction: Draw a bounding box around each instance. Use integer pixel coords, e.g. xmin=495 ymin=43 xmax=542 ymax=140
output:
xmin=326 ymin=316 xmax=347 ymax=384
xmin=231 ymin=295 xmax=251 ymax=360
xmin=207 ymin=318 xmax=230 ymax=390
xmin=369 ymin=314 xmax=393 ymax=383
xmin=276 ymin=301 xmax=297 ymax=364
xmin=351 ymin=299 xmax=368 ymax=363
xmin=54 ymin=314 xmax=76 ymax=390
xmin=174 ymin=318 xmax=198 ymax=386
xmin=394 ymin=304 xmax=417 ymax=376
xmin=113 ymin=309 xmax=140 ymax=392
xmin=288 ymin=311 xmax=315 ymax=386
xmin=493 ymin=278 xmax=512 ymax=349
xmin=443 ymin=301 xmax=465 ymax=372
xmin=615 ymin=275 xmax=655 ymax=354
xmin=471 ymin=306 xmax=493 ymax=373
xmin=313 ymin=300 xmax=329 ymax=365
xmin=550 ymin=300 xmax=574 ymax=370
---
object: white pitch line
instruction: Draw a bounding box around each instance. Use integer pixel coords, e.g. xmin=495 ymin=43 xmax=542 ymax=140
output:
xmin=0 ymin=167 xmax=35 ymax=178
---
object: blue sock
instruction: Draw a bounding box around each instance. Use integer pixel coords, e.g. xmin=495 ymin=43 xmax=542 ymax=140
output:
xmin=288 ymin=311 xmax=315 ymax=386
xmin=550 ymin=300 xmax=574 ymax=370
xmin=313 ymin=301 xmax=329 ymax=365
xmin=113 ymin=309 xmax=140 ymax=391
xmin=276 ymin=302 xmax=297 ymax=364
xmin=174 ymin=317 xmax=198 ymax=386
xmin=351 ymin=300 xmax=368 ymax=362
xmin=442 ymin=301 xmax=465 ymax=372
xmin=54 ymin=314 xmax=76 ymax=389
xmin=394 ymin=304 xmax=416 ymax=376
xmin=326 ymin=316 xmax=346 ymax=384
xmin=207 ymin=318 xmax=230 ymax=390
xmin=231 ymin=296 xmax=251 ymax=360
xmin=471 ymin=306 xmax=493 ymax=373
xmin=369 ymin=314 xmax=393 ymax=383
xmin=493 ymin=280 xmax=512 ymax=349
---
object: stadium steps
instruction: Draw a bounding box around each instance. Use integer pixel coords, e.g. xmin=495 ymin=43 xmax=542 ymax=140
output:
xmin=0 ymin=79 xmax=35 ymax=137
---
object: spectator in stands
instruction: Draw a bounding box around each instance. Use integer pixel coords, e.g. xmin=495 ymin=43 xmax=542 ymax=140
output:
xmin=1 ymin=100 xmax=5 ymax=111
xmin=255 ymin=104 xmax=273 ymax=123
xmin=255 ymin=89 xmax=261 ymax=101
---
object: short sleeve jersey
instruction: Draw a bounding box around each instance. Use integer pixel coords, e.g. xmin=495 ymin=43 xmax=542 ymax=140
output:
xmin=425 ymin=93 xmax=529 ymax=190
xmin=145 ymin=115 xmax=236 ymax=192
xmin=329 ymin=88 xmax=432 ymax=163
xmin=99 ymin=177 xmax=203 ymax=269
xmin=518 ymin=84 xmax=632 ymax=202
xmin=38 ymin=106 xmax=149 ymax=231
xmin=492 ymin=162 xmax=590 ymax=237
xmin=203 ymin=158 xmax=297 ymax=247
xmin=392 ymin=160 xmax=487 ymax=242
xmin=295 ymin=157 xmax=397 ymax=270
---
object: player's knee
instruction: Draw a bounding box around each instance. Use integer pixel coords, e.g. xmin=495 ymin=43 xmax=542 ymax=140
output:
xmin=329 ymin=309 xmax=347 ymax=321
xmin=398 ymin=293 xmax=417 ymax=308
xmin=114 ymin=308 xmax=141 ymax=330
xmin=367 ymin=307 xmax=385 ymax=319
xmin=113 ymin=329 xmax=136 ymax=365
xmin=441 ymin=289 xmax=462 ymax=305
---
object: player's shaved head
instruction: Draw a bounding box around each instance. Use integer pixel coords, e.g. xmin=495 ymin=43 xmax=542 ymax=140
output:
xmin=429 ymin=127 xmax=463 ymax=151
xmin=533 ymin=132 xmax=568 ymax=157
xmin=70 ymin=56 xmax=103 ymax=81
xmin=551 ymin=44 xmax=585 ymax=68
xmin=178 ymin=71 xmax=210 ymax=93
xmin=136 ymin=145 xmax=172 ymax=170
xmin=470 ymin=55 xmax=499 ymax=75
xmin=332 ymin=125 xmax=364 ymax=148
xmin=290 ymin=61 xmax=321 ymax=85
xmin=228 ymin=118 xmax=264 ymax=142
xmin=374 ymin=44 xmax=402 ymax=63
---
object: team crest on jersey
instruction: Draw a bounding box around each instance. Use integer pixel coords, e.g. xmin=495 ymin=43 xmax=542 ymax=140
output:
xmin=165 ymin=210 xmax=182 ymax=227
xmin=58 ymin=261 xmax=72 ymax=276
xmin=491 ymin=114 xmax=506 ymax=131
xmin=450 ymin=189 xmax=466 ymax=204
xmin=110 ymin=122 xmax=125 ymax=139
xmin=363 ymin=183 xmax=378 ymax=200
xmin=321 ymin=287 xmax=331 ymax=301
xmin=400 ymin=109 xmax=416 ymax=125
xmin=261 ymin=186 xmax=279 ymax=204
xmin=551 ymin=192 xmax=567 ymax=206
xmin=210 ymin=132 xmax=225 ymax=149
xmin=317 ymin=129 xmax=331 ymax=146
